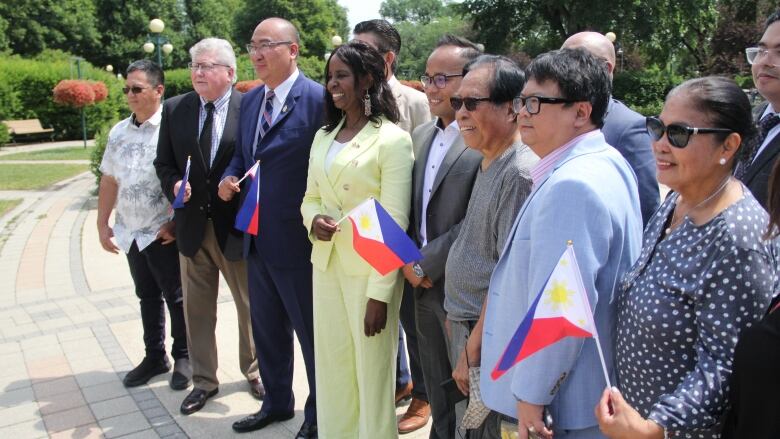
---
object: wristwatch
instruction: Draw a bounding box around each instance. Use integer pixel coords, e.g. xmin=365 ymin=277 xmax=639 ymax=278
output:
xmin=412 ymin=262 xmax=425 ymax=278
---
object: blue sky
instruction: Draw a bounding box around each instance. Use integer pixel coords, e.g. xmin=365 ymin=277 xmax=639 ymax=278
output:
xmin=339 ymin=0 xmax=383 ymax=37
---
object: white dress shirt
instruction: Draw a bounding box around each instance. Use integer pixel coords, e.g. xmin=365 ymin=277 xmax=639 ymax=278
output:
xmin=420 ymin=119 xmax=460 ymax=245
xmin=198 ymin=88 xmax=232 ymax=166
xmin=252 ymin=68 xmax=300 ymax=152
xmin=325 ymin=139 xmax=348 ymax=172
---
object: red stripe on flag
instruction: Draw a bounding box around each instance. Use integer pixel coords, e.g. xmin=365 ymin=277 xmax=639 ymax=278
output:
xmin=247 ymin=205 xmax=259 ymax=236
xmin=491 ymin=317 xmax=592 ymax=380
xmin=350 ymin=219 xmax=404 ymax=275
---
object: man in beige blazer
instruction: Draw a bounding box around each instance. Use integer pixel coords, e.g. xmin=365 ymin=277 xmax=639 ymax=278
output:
xmin=353 ymin=18 xmax=433 ymax=432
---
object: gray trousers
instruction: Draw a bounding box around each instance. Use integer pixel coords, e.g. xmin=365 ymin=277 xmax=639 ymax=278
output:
xmin=447 ymin=318 xmax=501 ymax=439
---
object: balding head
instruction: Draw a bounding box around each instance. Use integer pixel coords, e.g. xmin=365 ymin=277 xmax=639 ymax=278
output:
xmin=562 ymin=32 xmax=616 ymax=76
xmin=256 ymin=17 xmax=300 ymax=44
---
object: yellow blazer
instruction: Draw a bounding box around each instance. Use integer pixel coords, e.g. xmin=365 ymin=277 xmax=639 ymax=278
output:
xmin=301 ymin=116 xmax=413 ymax=303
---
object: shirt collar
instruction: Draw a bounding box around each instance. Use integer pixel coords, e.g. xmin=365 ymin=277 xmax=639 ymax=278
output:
xmin=199 ymin=87 xmax=232 ymax=110
xmin=530 ymin=130 xmax=600 ymax=186
xmin=762 ymin=103 xmax=777 ymax=119
xmin=132 ymin=106 xmax=162 ymax=128
xmin=268 ymin=68 xmax=299 ymax=104
xmin=434 ymin=117 xmax=459 ymax=133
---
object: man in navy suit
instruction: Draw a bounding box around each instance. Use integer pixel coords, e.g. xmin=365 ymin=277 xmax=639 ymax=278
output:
xmin=219 ymin=17 xmax=322 ymax=439
xmin=563 ymin=32 xmax=659 ymax=225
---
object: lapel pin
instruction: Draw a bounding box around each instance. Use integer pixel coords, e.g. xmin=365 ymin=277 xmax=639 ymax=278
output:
xmin=350 ymin=159 xmax=359 ymax=167
xmin=282 ymin=105 xmax=288 ymax=113
xmin=352 ymin=142 xmax=360 ymax=149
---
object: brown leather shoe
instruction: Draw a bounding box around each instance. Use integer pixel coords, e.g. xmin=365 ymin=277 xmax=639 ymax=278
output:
xmin=398 ymin=398 xmax=431 ymax=434
xmin=394 ymin=381 xmax=413 ymax=405
xmin=249 ymin=378 xmax=265 ymax=400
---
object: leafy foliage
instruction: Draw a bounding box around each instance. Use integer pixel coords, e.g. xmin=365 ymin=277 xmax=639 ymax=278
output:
xmin=394 ymin=15 xmax=474 ymax=79
xmin=380 ymin=0 xmax=444 ymax=24
xmin=0 ymin=122 xmax=9 ymax=146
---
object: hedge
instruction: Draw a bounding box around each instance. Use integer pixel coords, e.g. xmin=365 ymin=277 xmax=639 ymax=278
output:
xmin=613 ymin=68 xmax=682 ymax=117
xmin=0 ymin=54 xmax=127 ymax=141
xmin=0 ymin=122 xmax=9 ymax=146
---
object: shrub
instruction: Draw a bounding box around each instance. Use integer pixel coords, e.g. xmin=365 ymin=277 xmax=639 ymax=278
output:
xmin=400 ymin=79 xmax=424 ymax=93
xmin=163 ymin=68 xmax=193 ymax=98
xmin=0 ymin=54 xmax=126 ymax=140
xmin=613 ymin=68 xmax=681 ymax=116
xmin=0 ymin=122 xmax=9 ymax=147
xmin=53 ymin=80 xmax=96 ymax=107
xmin=235 ymin=79 xmax=263 ymax=93
xmin=89 ymin=120 xmax=115 ymax=187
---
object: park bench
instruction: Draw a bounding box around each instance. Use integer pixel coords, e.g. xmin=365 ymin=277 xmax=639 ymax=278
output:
xmin=2 ymin=119 xmax=55 ymax=143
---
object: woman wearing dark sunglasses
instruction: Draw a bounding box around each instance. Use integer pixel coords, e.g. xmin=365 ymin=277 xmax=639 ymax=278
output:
xmin=596 ymin=76 xmax=776 ymax=439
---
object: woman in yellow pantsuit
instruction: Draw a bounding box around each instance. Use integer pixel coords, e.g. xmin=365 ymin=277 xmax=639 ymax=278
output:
xmin=300 ymin=41 xmax=413 ymax=438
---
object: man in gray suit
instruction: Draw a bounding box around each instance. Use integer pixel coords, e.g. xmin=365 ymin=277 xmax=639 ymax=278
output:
xmin=401 ymin=36 xmax=483 ymax=437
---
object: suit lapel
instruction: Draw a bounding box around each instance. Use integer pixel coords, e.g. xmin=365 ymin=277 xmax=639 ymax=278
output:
xmin=327 ymin=120 xmax=380 ymax=185
xmin=312 ymin=119 xmax=343 ymax=204
xmin=413 ymin=125 xmax=437 ymax=223
xmin=210 ymin=89 xmax=240 ymax=174
xmin=256 ymin=76 xmax=304 ymax=154
xmin=744 ymin=134 xmax=780 ymax=184
xmin=430 ymin=136 xmax=468 ymax=198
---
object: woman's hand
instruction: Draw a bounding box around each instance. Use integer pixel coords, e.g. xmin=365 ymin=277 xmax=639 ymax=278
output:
xmin=595 ymin=387 xmax=664 ymax=439
xmin=311 ymin=214 xmax=339 ymax=241
xmin=363 ymin=298 xmax=387 ymax=336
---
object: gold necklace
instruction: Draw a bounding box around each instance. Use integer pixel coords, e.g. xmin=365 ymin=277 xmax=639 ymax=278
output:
xmin=665 ymin=175 xmax=732 ymax=236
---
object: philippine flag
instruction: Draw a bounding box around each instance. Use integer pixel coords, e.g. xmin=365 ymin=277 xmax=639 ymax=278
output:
xmin=347 ymin=198 xmax=422 ymax=276
xmin=234 ymin=162 xmax=260 ymax=235
xmin=491 ymin=244 xmax=596 ymax=380
xmin=171 ymin=156 xmax=191 ymax=209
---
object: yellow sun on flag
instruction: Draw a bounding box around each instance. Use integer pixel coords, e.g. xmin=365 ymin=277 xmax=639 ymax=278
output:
xmin=544 ymin=280 xmax=574 ymax=310
xmin=359 ymin=214 xmax=372 ymax=230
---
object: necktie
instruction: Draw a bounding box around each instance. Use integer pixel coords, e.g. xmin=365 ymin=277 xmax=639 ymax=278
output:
xmin=200 ymin=102 xmax=215 ymax=169
xmin=737 ymin=113 xmax=780 ymax=179
xmin=254 ymin=89 xmax=275 ymax=156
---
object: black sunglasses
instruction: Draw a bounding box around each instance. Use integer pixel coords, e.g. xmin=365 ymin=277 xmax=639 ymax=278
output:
xmin=646 ymin=116 xmax=733 ymax=148
xmin=450 ymin=96 xmax=492 ymax=111
xmin=122 ymin=86 xmax=150 ymax=95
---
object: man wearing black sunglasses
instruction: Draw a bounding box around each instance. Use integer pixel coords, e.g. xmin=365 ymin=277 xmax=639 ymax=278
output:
xmin=562 ymin=32 xmax=659 ymax=227
xmin=739 ymin=10 xmax=780 ymax=208
xmin=97 ymin=60 xmax=189 ymax=392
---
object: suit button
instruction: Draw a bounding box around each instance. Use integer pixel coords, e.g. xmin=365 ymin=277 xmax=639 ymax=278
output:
xmin=199 ymin=206 xmax=204 ymax=211
xmin=343 ymin=184 xmax=350 ymax=191
xmin=206 ymin=178 xmax=211 ymax=184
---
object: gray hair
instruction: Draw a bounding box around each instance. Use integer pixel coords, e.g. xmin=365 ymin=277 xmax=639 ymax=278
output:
xmin=189 ymin=38 xmax=238 ymax=83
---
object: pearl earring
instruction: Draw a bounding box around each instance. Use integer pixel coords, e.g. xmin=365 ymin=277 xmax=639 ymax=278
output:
xmin=719 ymin=158 xmax=727 ymax=165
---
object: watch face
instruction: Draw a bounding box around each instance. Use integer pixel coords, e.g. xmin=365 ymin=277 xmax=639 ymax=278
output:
xmin=413 ymin=264 xmax=424 ymax=278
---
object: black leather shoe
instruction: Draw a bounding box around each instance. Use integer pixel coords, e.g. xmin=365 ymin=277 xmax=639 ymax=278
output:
xmin=232 ymin=410 xmax=295 ymax=433
xmin=296 ymin=421 xmax=317 ymax=439
xmin=180 ymin=387 xmax=218 ymax=415
xmin=123 ymin=356 xmax=170 ymax=388
xmin=169 ymin=358 xmax=191 ymax=390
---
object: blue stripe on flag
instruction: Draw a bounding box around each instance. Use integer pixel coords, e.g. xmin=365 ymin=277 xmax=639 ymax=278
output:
xmin=374 ymin=200 xmax=422 ymax=263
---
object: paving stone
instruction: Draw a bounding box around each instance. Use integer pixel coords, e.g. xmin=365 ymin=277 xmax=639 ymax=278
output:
xmin=0 ymin=401 xmax=40 ymax=427
xmin=76 ymin=369 xmax=119 ymax=388
xmin=98 ymin=411 xmax=150 ymax=438
xmin=42 ymin=404 xmax=95 ymax=433
xmin=37 ymin=389 xmax=88 ymax=415
xmin=147 ymin=416 xmax=174 ymax=428
xmin=0 ymin=385 xmax=35 ymax=408
xmin=32 ymin=375 xmax=79 ymax=398
xmin=0 ymin=341 xmax=21 ymax=354
xmin=0 ymin=418 xmax=48 ymax=439
xmin=82 ymin=381 xmax=130 ymax=404
xmin=48 ymin=423 xmax=103 ymax=439
xmin=141 ymin=406 xmax=168 ymax=420
xmin=90 ymin=395 xmax=139 ymax=420
xmin=117 ymin=428 xmax=160 ymax=439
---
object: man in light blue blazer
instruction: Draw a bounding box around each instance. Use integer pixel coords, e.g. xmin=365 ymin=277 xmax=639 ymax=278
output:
xmin=480 ymin=49 xmax=642 ymax=439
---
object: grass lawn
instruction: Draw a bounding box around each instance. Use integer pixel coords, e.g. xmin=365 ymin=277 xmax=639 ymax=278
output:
xmin=0 ymin=146 xmax=94 ymax=161
xmin=0 ymin=163 xmax=89 ymax=190
xmin=0 ymin=199 xmax=21 ymax=218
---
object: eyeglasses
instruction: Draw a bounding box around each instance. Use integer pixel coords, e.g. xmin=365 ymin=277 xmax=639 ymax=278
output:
xmin=646 ymin=116 xmax=733 ymax=148
xmin=188 ymin=62 xmax=231 ymax=72
xmin=245 ymin=41 xmax=293 ymax=54
xmin=420 ymin=73 xmax=463 ymax=89
xmin=514 ymin=95 xmax=577 ymax=115
xmin=450 ymin=96 xmax=493 ymax=111
xmin=745 ymin=47 xmax=780 ymax=65
xmin=122 ymin=86 xmax=150 ymax=95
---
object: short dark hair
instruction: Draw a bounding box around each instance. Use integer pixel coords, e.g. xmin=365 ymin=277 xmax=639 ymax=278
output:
xmin=462 ymin=55 xmax=525 ymax=104
xmin=525 ymin=48 xmax=610 ymax=128
xmin=126 ymin=59 xmax=164 ymax=87
xmin=765 ymin=10 xmax=780 ymax=30
xmin=353 ymin=19 xmax=401 ymax=74
xmin=322 ymin=41 xmax=399 ymax=132
xmin=671 ymin=76 xmax=757 ymax=167
xmin=436 ymin=34 xmax=482 ymax=63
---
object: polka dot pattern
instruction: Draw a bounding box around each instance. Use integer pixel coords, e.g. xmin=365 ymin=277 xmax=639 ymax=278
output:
xmin=616 ymin=190 xmax=776 ymax=439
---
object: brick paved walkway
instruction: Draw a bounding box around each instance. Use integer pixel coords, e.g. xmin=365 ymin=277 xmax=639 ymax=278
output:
xmin=0 ymin=148 xmax=431 ymax=438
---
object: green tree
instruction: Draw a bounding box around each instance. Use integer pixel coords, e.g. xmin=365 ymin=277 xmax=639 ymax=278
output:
xmin=395 ymin=15 xmax=474 ymax=79
xmin=0 ymin=0 xmax=100 ymax=58
xmin=380 ymin=0 xmax=444 ymax=24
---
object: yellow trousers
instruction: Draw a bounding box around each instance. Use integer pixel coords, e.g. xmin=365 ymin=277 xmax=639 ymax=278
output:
xmin=313 ymin=253 xmax=402 ymax=439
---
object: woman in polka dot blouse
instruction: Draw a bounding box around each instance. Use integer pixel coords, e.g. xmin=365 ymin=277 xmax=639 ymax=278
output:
xmin=595 ymin=76 xmax=777 ymax=439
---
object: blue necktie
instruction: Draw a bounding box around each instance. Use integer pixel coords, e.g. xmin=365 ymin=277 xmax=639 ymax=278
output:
xmin=254 ymin=89 xmax=275 ymax=156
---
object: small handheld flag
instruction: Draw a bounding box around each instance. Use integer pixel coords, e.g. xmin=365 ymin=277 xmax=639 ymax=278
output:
xmin=172 ymin=156 xmax=191 ymax=209
xmin=491 ymin=242 xmax=611 ymax=388
xmin=340 ymin=198 xmax=421 ymax=276
xmin=237 ymin=160 xmax=259 ymax=185
xmin=234 ymin=162 xmax=261 ymax=235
